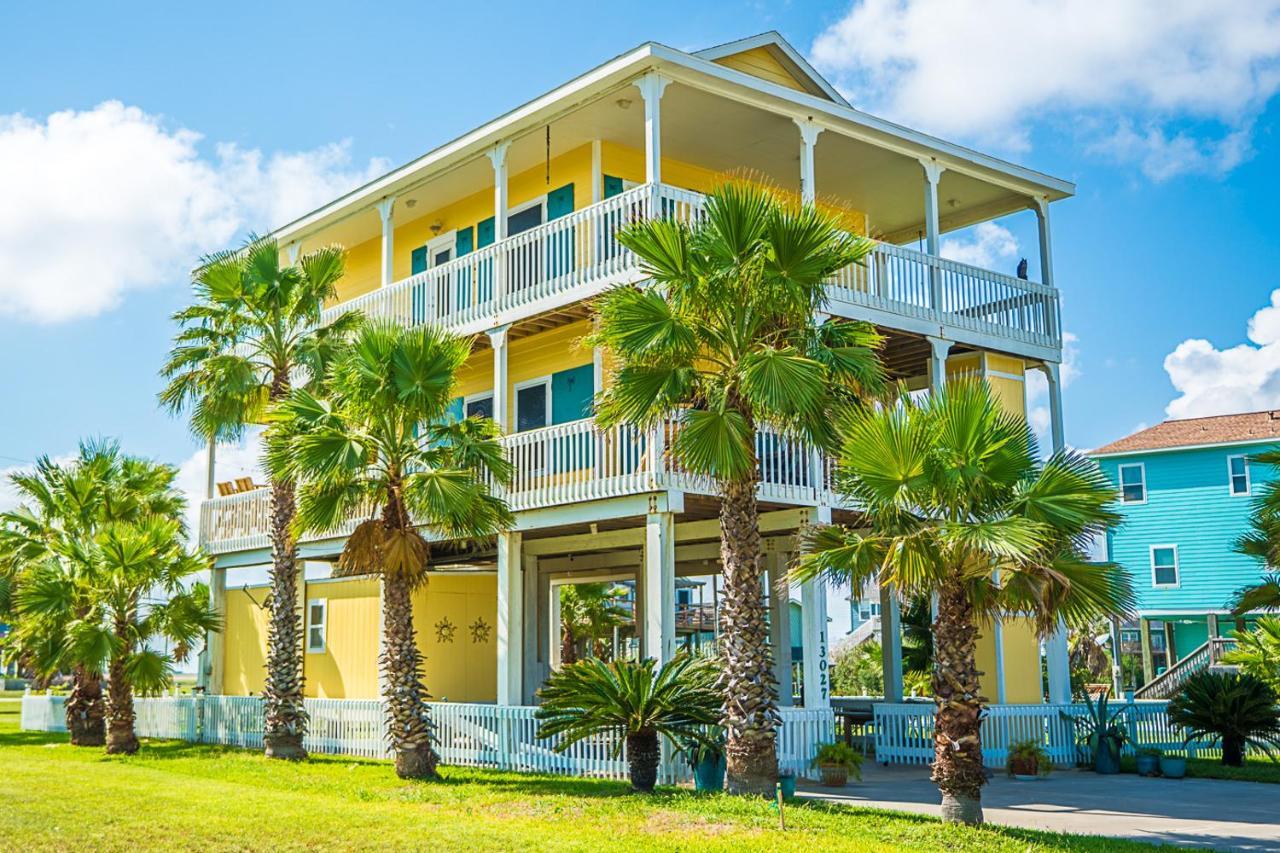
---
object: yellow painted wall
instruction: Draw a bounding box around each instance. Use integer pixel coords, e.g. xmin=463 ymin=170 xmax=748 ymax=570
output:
xmin=305 ymin=577 xmax=381 ymax=699
xmin=453 ymin=320 xmax=595 ymax=422
xmin=221 ymin=573 xmax=498 ymax=701
xmin=222 ymin=585 xmax=269 ymax=696
xmin=946 ymin=350 xmax=1041 ymax=702
xmin=712 ymin=46 xmax=809 ymax=93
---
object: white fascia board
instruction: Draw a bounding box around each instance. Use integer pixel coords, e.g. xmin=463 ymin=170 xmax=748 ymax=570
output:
xmin=650 ymin=45 xmax=1074 ymax=201
xmin=1089 ymin=436 xmax=1280 ymax=460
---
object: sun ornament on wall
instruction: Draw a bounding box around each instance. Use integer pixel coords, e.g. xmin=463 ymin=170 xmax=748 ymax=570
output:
xmin=469 ymin=617 xmax=492 ymax=644
xmin=434 ymin=617 xmax=456 ymax=644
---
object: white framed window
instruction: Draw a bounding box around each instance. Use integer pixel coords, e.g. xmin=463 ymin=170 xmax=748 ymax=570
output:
xmin=427 ymin=230 xmax=457 ymax=268
xmin=1119 ymin=463 xmax=1147 ymax=504
xmin=1228 ymin=454 xmax=1251 ymax=496
xmin=514 ymin=376 xmax=552 ymax=433
xmin=306 ymin=598 xmax=327 ymax=653
xmin=1150 ymin=545 xmax=1179 ymax=588
xmin=465 ymin=391 xmax=494 ymax=420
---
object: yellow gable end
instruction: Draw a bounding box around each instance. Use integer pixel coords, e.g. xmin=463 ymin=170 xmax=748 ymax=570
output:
xmin=711 ymin=46 xmax=810 ymax=94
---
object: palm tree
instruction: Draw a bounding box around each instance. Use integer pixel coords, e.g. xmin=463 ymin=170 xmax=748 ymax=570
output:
xmin=160 ymin=236 xmax=352 ymax=761
xmin=268 ymin=319 xmax=512 ymax=779
xmin=559 ymin=583 xmax=631 ymax=663
xmin=0 ymin=440 xmax=186 ymax=746
xmin=591 ymin=182 xmax=885 ymax=795
xmin=1229 ymin=447 xmax=1280 ymax=614
xmin=1168 ymin=670 xmax=1280 ymax=766
xmin=793 ymin=381 xmax=1133 ymax=825
xmin=536 ymin=654 xmax=721 ymax=793
xmin=1223 ymin=617 xmax=1280 ymax=694
xmin=21 ymin=515 xmax=217 ymax=754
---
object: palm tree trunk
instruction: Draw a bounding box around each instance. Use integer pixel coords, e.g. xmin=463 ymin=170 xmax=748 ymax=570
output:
xmin=105 ymin=635 xmax=138 ymax=755
xmin=263 ymin=371 xmax=308 ymax=761
xmin=1223 ymin=735 xmax=1245 ymax=767
xmin=626 ymin=731 xmax=660 ymax=793
xmin=65 ymin=664 xmax=105 ymax=747
xmin=931 ymin=579 xmax=986 ymax=825
xmin=719 ymin=469 xmax=779 ymax=796
xmin=561 ymin=624 xmax=578 ymax=665
xmin=381 ymin=570 xmax=439 ymax=779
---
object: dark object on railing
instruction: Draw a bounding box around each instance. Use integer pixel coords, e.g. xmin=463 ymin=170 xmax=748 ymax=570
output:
xmin=1016 ymin=258 xmax=1028 ymax=280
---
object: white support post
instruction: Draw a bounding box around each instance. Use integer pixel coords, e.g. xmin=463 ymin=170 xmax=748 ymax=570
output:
xmin=375 ymin=197 xmax=396 ymax=288
xmin=496 ymin=531 xmax=524 ymax=705
xmin=800 ymin=575 xmax=830 ymax=708
xmin=523 ymin=554 xmax=541 ymax=703
xmin=767 ymin=550 xmax=793 ymax=705
xmin=927 ymin=336 xmax=950 ymax=395
xmin=590 ymin=138 xmax=603 ymax=204
xmin=489 ymin=324 xmax=510 ymax=433
xmin=1034 ymin=197 xmax=1060 ymax=337
xmin=880 ymin=586 xmax=904 ymax=702
xmin=920 ymin=159 xmax=945 ymax=312
xmin=642 ymin=509 xmax=676 ymax=664
xmin=636 ymin=73 xmax=669 ymax=202
xmin=1040 ymin=361 xmax=1066 ymax=455
xmin=795 ymin=119 xmax=823 ymax=205
xmin=489 ymin=142 xmax=510 ymax=240
xmin=203 ymin=438 xmax=224 ymax=694
xmin=286 ymin=240 xmax=301 ymax=266
xmin=1039 ymin=360 xmax=1072 ymax=703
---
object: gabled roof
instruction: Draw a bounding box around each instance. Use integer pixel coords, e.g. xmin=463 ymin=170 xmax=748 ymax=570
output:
xmin=1091 ymin=410 xmax=1280 ymax=456
xmin=694 ymin=31 xmax=850 ymax=106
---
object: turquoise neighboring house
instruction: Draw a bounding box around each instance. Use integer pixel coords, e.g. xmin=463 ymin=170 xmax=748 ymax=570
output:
xmin=1091 ymin=411 xmax=1280 ymax=688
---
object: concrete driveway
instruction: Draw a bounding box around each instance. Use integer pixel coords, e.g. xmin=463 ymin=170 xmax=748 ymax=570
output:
xmin=800 ymin=762 xmax=1280 ymax=851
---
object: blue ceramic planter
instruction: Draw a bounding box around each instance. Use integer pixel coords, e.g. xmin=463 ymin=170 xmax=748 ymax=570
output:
xmin=1135 ymin=754 xmax=1160 ymax=777
xmin=778 ymin=773 xmax=797 ymax=800
xmin=1159 ymin=755 xmax=1187 ymax=779
xmin=693 ymin=755 xmax=726 ymax=792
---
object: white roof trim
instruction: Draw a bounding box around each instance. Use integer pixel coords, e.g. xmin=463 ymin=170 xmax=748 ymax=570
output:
xmin=693 ymin=30 xmax=850 ymax=107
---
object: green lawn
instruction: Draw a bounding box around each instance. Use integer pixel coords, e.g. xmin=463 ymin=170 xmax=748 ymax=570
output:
xmin=1120 ymin=754 xmax=1280 ymax=784
xmin=0 ymin=705 xmax=1152 ymax=852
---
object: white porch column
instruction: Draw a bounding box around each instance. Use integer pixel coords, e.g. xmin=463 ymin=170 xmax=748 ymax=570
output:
xmin=590 ymin=138 xmax=603 ymax=204
xmin=286 ymin=240 xmax=302 ymax=266
xmin=489 ymin=142 xmax=510 ymax=240
xmin=636 ymin=73 xmax=669 ymax=192
xmin=927 ymin=335 xmax=950 ymax=395
xmin=642 ymin=509 xmax=676 ymax=663
xmin=488 ymin=324 xmax=510 ymax=433
xmin=1037 ymin=360 xmax=1072 ymax=703
xmin=920 ymin=159 xmax=945 ymax=312
xmin=1034 ymin=198 xmax=1055 ymax=289
xmin=800 ymin=576 xmax=830 ymax=708
xmin=375 ymin=197 xmax=396 ymax=288
xmin=795 ymin=119 xmax=823 ymax=204
xmin=1040 ymin=361 xmax=1066 ymax=455
xmin=496 ymin=531 xmax=524 ymax=705
xmin=766 ymin=549 xmax=793 ymax=705
xmin=203 ymin=438 xmax=225 ymax=694
xmin=880 ymin=586 xmax=904 ymax=702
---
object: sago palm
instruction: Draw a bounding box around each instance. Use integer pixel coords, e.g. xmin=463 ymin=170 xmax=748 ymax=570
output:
xmin=793 ymin=380 xmax=1132 ymax=825
xmin=1168 ymin=670 xmax=1280 ymax=767
xmin=268 ymin=318 xmax=512 ymax=779
xmin=592 ymin=181 xmax=885 ymax=795
xmin=160 ymin=236 xmax=353 ymax=761
xmin=0 ymin=440 xmax=185 ymax=746
xmin=536 ymin=654 xmax=721 ymax=793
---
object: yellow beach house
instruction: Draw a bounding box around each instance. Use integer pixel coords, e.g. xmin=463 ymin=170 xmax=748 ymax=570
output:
xmin=198 ymin=31 xmax=1073 ymax=710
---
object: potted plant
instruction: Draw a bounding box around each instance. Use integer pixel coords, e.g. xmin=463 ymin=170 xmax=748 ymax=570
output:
xmin=1159 ymin=752 xmax=1187 ymax=779
xmin=1006 ymin=739 xmax=1052 ymax=780
xmin=1135 ymin=747 xmax=1162 ymax=777
xmin=1064 ymin=691 xmax=1128 ymax=774
xmin=811 ymin=741 xmax=864 ymax=787
xmin=680 ymin=731 xmax=726 ymax=792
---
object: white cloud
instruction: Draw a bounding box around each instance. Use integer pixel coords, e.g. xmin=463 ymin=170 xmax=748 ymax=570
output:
xmin=811 ymin=0 xmax=1280 ymax=176
xmin=940 ymin=222 xmax=1020 ymax=272
xmin=1164 ymin=288 xmax=1280 ymax=419
xmin=0 ymin=101 xmax=388 ymax=324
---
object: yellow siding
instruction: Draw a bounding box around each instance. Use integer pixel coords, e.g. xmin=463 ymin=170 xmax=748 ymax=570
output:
xmin=305 ymin=578 xmax=381 ymax=699
xmin=414 ymin=574 xmax=498 ymax=703
xmin=453 ymin=321 xmax=594 ymax=422
xmin=711 ymin=47 xmax=809 ymax=93
xmin=1000 ymin=620 xmax=1044 ymax=703
xmin=222 ymin=586 xmax=269 ymax=696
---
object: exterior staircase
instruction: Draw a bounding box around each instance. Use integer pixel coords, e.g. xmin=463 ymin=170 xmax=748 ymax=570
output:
xmin=1134 ymin=637 xmax=1238 ymax=699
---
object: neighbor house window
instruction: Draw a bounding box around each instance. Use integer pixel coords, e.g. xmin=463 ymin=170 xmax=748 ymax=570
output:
xmin=1151 ymin=545 xmax=1179 ymax=588
xmin=306 ymin=599 xmax=327 ymax=653
xmin=1228 ymin=455 xmax=1251 ymax=496
xmin=1119 ymin=463 xmax=1146 ymax=503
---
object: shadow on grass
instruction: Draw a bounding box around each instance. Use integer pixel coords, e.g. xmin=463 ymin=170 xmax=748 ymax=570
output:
xmin=0 ymin=729 xmax=69 ymax=747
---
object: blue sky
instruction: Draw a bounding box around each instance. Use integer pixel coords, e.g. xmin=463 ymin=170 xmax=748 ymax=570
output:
xmin=2 ymin=0 xmax=1279 ymax=507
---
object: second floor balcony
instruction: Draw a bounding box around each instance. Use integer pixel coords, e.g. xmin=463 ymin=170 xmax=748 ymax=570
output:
xmin=321 ymin=181 xmax=1061 ymax=359
xmin=199 ymin=416 xmax=842 ymax=556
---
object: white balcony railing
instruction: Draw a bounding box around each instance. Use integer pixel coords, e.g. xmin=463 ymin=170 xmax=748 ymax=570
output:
xmin=199 ymin=417 xmax=838 ymax=554
xmin=318 ymin=181 xmax=1060 ymax=351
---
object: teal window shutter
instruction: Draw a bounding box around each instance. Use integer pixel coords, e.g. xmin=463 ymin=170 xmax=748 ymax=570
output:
xmin=445 ymin=397 xmax=464 ymax=423
xmin=456 ymin=226 xmax=474 ymax=256
xmin=603 ymin=175 xmax=624 ymax=198
xmin=411 ymin=246 xmax=429 ymax=274
xmin=551 ymin=363 xmax=594 ymax=424
xmin=547 ymin=183 xmax=574 ymax=220
xmin=476 ymin=217 xmax=496 ymax=249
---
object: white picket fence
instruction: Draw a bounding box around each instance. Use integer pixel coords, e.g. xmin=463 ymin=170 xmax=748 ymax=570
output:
xmin=19 ymin=692 xmax=832 ymax=783
xmin=872 ymin=700 xmax=1238 ymax=768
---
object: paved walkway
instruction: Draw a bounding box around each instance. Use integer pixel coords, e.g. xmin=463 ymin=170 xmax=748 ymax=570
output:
xmin=800 ymin=762 xmax=1280 ymax=851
